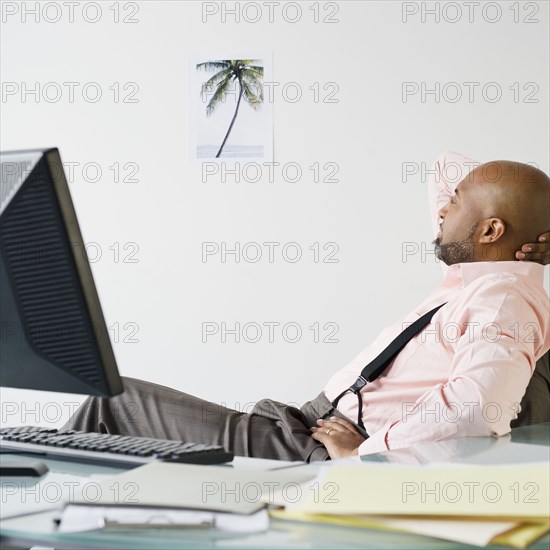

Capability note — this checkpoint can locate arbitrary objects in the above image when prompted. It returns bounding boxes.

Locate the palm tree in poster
[197,59,264,158]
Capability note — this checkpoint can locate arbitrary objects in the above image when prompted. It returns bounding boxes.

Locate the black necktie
[332,303,446,430]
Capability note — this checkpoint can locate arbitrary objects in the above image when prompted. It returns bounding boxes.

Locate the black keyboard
[0,426,234,466]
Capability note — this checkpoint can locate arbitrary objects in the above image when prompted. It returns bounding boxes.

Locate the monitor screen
[0,148,123,397]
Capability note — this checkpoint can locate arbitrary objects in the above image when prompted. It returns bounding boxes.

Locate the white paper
[71,461,320,515]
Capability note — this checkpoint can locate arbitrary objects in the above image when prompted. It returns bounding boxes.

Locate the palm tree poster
[189,53,273,161]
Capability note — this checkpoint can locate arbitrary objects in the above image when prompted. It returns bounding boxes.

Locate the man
[64,152,550,462]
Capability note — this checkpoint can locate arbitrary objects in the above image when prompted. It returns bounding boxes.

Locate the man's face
[434,179,481,265]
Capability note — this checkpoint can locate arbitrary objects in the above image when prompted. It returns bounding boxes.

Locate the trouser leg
[62,377,332,462]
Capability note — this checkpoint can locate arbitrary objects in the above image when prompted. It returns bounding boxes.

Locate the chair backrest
[511,351,550,427]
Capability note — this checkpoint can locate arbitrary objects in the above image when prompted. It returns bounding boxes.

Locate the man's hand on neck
[516,231,550,265]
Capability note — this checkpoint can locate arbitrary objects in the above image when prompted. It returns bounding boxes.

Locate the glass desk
[1,423,549,549]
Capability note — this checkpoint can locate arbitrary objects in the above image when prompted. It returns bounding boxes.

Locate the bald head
[436,160,550,263]
[471,160,549,243]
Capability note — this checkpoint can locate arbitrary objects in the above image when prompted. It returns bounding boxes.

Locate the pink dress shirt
[324,151,550,455]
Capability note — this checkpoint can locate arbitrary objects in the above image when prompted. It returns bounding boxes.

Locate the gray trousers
[62,377,368,462]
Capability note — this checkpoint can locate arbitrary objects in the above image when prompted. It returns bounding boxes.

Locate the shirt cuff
[357,425,391,456]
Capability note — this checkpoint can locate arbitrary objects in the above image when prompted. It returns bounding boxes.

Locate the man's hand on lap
[311,417,366,459]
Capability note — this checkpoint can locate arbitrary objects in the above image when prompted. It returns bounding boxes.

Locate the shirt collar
[446,261,545,288]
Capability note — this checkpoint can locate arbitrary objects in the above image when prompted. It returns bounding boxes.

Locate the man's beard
[434,223,478,265]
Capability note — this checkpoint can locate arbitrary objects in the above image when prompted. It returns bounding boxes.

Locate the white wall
[1,1,548,428]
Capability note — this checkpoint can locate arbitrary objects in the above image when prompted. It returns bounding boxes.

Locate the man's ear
[478,218,506,243]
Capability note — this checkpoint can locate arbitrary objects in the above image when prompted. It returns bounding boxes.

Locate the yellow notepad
[265,462,549,547]
[294,463,549,521]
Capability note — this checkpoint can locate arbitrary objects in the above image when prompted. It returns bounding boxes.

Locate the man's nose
[438,201,449,220]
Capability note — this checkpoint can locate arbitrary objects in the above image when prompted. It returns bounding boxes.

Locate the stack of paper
[59,461,320,534]
[266,462,550,548]
[57,460,549,546]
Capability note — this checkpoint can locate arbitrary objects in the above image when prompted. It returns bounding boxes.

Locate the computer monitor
[0,148,123,397]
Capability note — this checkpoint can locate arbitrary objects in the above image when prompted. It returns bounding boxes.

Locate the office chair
[511,351,550,427]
